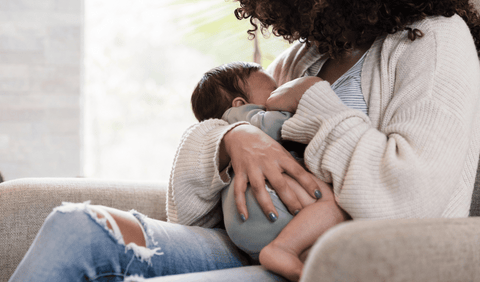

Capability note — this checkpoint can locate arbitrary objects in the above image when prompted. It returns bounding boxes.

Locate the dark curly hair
[191,62,263,122]
[235,0,480,58]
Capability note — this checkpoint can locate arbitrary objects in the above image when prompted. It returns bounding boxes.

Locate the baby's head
[191,62,277,122]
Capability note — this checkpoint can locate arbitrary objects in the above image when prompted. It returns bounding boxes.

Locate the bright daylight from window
[84,0,292,181]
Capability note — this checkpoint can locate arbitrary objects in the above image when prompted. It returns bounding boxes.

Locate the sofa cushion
[469,157,480,216]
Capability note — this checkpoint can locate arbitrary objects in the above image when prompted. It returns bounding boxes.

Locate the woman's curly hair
[235,0,480,58]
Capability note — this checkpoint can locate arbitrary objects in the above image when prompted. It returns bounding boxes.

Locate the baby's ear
[232,97,247,107]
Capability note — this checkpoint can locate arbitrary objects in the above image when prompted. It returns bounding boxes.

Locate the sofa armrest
[0,177,167,282]
[301,217,480,282]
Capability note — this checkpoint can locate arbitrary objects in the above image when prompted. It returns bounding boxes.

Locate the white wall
[0,0,83,181]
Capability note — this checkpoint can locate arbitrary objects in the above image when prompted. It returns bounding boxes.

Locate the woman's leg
[9,201,250,282]
[89,205,146,247]
[9,201,143,282]
[129,209,250,277]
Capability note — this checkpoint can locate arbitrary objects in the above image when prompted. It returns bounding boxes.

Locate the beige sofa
[2,177,480,282]
[0,178,166,282]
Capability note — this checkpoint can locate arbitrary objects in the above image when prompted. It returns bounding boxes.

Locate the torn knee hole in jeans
[130,209,160,248]
[124,274,147,282]
[54,201,163,265]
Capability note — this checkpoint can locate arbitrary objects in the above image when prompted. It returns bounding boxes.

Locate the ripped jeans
[8,201,252,282]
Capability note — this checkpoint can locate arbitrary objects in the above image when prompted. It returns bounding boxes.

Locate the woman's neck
[316,40,373,84]
[338,42,371,61]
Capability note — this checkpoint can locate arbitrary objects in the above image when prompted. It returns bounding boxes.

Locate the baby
[191,62,348,281]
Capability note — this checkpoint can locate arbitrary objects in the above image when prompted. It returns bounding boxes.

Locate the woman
[9,1,480,281]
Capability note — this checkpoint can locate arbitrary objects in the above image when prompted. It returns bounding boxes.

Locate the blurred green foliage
[85,0,292,181]
[169,0,291,68]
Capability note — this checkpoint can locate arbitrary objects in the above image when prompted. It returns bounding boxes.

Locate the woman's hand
[222,124,322,221]
[266,76,323,113]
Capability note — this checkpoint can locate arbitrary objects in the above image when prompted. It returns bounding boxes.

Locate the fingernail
[294,210,300,216]
[314,190,322,199]
[268,212,278,222]
[240,213,246,222]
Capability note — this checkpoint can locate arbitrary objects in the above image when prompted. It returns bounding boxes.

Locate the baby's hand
[266,76,323,113]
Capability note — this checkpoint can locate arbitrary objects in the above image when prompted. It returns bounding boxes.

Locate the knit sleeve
[167,118,248,227]
[282,16,480,219]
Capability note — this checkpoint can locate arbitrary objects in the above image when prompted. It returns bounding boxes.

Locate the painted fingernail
[314,190,322,199]
[294,210,300,216]
[268,212,278,222]
[240,213,246,222]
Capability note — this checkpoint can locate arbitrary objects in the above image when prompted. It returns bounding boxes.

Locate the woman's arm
[221,124,322,220]
[281,16,480,219]
[167,118,321,226]
[167,119,248,227]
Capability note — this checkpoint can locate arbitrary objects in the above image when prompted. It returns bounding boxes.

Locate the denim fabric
[142,265,288,282]
[8,201,274,282]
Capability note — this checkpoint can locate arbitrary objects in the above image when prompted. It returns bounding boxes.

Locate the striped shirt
[304,51,369,115]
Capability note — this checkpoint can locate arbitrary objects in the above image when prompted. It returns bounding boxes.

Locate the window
[84,0,291,181]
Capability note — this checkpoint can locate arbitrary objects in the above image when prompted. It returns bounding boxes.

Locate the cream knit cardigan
[167,15,480,228]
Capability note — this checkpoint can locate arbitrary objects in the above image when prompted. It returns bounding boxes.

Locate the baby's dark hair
[191,61,263,122]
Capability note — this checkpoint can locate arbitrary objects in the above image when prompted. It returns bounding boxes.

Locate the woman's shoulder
[266,42,306,70]
[413,14,468,29]
[410,14,473,45]
[381,14,476,64]
[266,42,314,84]
[382,14,472,47]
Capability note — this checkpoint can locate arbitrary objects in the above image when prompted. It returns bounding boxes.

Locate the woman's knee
[51,202,146,247]
[89,205,147,247]
[27,203,157,281]
[38,205,103,255]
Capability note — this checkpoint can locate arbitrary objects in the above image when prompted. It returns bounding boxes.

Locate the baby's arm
[260,176,349,282]
[222,104,292,141]
[266,76,323,113]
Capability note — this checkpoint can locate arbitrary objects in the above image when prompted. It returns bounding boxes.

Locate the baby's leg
[282,173,316,208]
[259,178,349,281]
